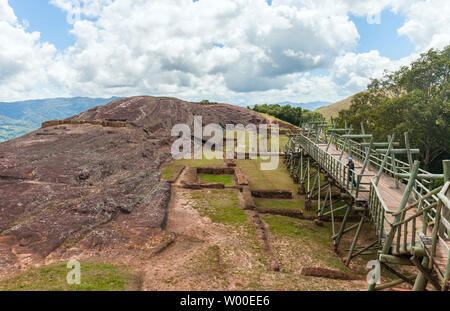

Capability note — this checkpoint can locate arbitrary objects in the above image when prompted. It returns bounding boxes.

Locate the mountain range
[273,101,331,111]
[0,97,120,142]
[0,97,334,142]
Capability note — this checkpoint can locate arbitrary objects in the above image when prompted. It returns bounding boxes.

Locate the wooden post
[360,122,366,143]
[375,134,396,186]
[339,126,352,161]
[392,151,399,189]
[404,132,413,169]
[444,160,450,182]
[318,169,321,211]
[330,187,336,236]
[300,152,303,182]
[326,131,335,152]
[307,158,310,193]
[360,137,374,176]
[334,203,352,249]
[346,215,365,266]
[382,161,420,254]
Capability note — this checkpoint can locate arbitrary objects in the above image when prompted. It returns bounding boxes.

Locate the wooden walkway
[317,142,425,254]
[289,126,450,290]
[318,143,409,206]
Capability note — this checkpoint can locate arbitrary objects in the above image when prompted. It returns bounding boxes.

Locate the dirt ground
[141,167,368,291]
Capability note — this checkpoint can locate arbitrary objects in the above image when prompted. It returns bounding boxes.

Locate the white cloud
[332,50,396,93]
[49,0,112,19]
[0,0,58,101]
[0,0,16,23]
[47,0,360,100]
[398,0,450,50]
[0,0,449,104]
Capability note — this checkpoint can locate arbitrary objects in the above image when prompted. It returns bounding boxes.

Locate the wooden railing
[368,179,392,245]
[298,133,371,200]
[296,123,449,289]
[300,124,445,246]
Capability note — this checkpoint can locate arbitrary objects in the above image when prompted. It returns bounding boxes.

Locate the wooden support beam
[404,132,414,169]
[375,149,420,154]
[360,137,373,176]
[413,257,430,291]
[379,254,413,265]
[316,124,334,128]
[339,126,353,161]
[375,134,396,186]
[360,142,400,147]
[345,216,365,266]
[360,122,367,144]
[374,277,416,291]
[341,134,373,139]
[443,160,450,182]
[395,173,444,180]
[381,263,416,287]
[411,256,442,290]
[327,128,351,132]
[350,240,379,259]
[333,203,352,248]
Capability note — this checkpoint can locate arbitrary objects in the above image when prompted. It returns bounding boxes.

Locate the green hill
[315,93,360,119]
[0,97,119,142]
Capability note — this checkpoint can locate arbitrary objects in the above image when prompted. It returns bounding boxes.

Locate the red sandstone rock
[0,96,267,277]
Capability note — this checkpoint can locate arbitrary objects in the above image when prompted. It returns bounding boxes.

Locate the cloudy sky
[1,0,449,105]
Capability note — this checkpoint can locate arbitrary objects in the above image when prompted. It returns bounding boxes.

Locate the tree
[251,103,312,126]
[337,46,450,172]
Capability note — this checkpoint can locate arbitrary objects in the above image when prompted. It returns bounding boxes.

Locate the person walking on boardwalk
[347,157,357,187]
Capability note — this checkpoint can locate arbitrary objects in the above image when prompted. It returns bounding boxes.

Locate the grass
[161,164,184,181]
[315,93,359,119]
[255,199,304,210]
[263,215,352,272]
[190,189,246,225]
[257,113,299,130]
[198,174,233,186]
[236,158,298,192]
[0,262,139,291]
[264,215,329,244]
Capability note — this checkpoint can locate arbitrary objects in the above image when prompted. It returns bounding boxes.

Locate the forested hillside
[336,46,450,172]
[0,97,119,142]
[250,103,322,126]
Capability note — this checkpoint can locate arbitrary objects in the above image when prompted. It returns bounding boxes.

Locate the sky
[0,0,449,105]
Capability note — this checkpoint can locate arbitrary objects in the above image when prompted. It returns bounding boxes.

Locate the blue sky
[9,0,75,50]
[1,0,449,104]
[350,10,415,60]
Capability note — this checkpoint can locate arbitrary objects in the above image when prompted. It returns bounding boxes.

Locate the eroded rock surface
[0,96,266,277]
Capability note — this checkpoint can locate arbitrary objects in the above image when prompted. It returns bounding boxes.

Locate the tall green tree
[338,46,450,172]
[251,103,321,126]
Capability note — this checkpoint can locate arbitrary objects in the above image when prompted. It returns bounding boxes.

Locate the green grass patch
[0,262,139,291]
[161,164,184,181]
[255,199,304,210]
[190,190,246,225]
[236,159,297,192]
[263,215,328,241]
[263,215,351,272]
[198,174,233,186]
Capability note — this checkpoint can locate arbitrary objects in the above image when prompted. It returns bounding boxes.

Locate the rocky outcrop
[0,96,267,277]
